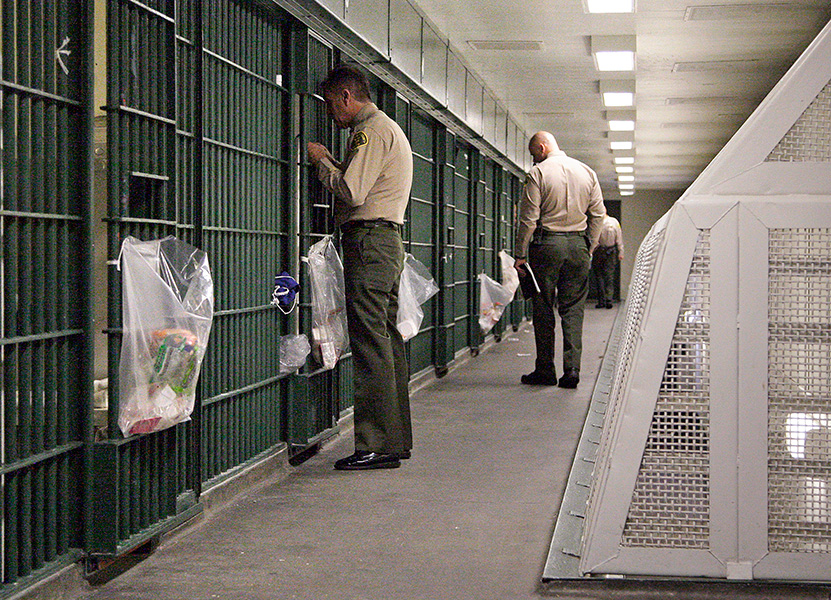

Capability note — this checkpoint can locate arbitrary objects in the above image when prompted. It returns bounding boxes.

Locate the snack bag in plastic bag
[478,273,514,334]
[118,236,214,436]
[305,236,348,370]
[396,253,440,341]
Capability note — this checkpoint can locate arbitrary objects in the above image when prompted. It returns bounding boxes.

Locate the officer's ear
[339,87,351,106]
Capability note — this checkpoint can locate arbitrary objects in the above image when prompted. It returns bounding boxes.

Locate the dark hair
[319,65,371,102]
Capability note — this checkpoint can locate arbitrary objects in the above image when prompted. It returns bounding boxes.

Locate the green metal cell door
[92,0,200,556]
[289,33,345,454]
[1,0,93,588]
[404,108,438,376]
[199,0,293,487]
[94,0,299,554]
[451,139,475,357]
[471,153,498,349]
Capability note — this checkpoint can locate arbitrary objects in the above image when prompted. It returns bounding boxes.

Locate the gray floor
[72,307,830,600]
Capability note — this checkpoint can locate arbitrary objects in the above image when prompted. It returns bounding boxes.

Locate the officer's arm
[586,177,606,249]
[514,173,541,260]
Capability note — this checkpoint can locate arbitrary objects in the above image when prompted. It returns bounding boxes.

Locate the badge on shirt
[350,131,368,151]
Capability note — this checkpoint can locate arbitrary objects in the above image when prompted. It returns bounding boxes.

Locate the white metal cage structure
[579,19,831,581]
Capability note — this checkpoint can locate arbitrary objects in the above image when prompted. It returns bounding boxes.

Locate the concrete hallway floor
[76,306,618,600]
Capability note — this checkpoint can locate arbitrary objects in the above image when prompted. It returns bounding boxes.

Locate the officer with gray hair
[307,65,413,470]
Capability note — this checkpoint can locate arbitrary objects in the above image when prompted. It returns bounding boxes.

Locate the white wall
[619,189,681,298]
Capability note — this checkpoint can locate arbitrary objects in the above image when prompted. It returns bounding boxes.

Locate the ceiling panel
[412,0,831,195]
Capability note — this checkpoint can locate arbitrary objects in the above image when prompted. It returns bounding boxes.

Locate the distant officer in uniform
[307,65,413,470]
[514,131,606,389]
[590,215,624,309]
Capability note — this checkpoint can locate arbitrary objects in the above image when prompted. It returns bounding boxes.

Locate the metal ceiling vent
[684,3,794,21]
[547,19,831,584]
[466,40,544,51]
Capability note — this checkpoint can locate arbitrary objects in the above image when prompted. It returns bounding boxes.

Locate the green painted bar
[20,471,32,577]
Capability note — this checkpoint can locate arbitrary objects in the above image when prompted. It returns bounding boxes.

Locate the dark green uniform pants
[528,232,591,376]
[340,224,411,454]
[591,246,618,305]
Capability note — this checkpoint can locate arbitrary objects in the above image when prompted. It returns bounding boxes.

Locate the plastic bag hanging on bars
[117,236,214,437]
[478,272,513,334]
[396,253,440,341]
[499,250,520,300]
[304,236,348,370]
[279,334,311,374]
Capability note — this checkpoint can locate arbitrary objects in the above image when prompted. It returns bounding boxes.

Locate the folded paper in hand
[518,263,540,298]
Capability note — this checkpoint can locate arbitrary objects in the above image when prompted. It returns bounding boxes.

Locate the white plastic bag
[478,273,514,334]
[396,253,440,341]
[279,334,311,374]
[499,250,520,299]
[306,236,348,370]
[118,236,214,437]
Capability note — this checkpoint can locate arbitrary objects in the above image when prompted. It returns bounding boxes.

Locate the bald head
[529,131,559,164]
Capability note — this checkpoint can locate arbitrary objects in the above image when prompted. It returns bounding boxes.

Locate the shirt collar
[351,102,378,127]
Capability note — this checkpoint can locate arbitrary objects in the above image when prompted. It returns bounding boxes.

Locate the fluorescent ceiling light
[586,0,634,13]
[620,190,634,196]
[607,109,636,131]
[595,51,635,71]
[609,120,635,131]
[614,156,635,164]
[618,175,635,182]
[600,80,636,107]
[608,131,634,150]
[591,36,636,71]
[603,92,634,107]
[615,166,634,173]
[619,183,635,190]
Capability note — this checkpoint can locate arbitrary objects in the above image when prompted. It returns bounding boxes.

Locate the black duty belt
[341,219,401,233]
[533,229,586,238]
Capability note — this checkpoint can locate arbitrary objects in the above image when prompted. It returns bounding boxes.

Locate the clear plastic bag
[279,334,311,374]
[499,250,520,299]
[305,236,348,370]
[478,273,514,334]
[117,236,214,437]
[396,253,440,341]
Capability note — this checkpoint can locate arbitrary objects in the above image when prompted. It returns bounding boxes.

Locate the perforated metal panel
[767,79,831,162]
[585,225,665,520]
[768,228,831,553]
[623,232,711,549]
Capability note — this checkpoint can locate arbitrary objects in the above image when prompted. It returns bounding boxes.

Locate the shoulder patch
[350,131,369,150]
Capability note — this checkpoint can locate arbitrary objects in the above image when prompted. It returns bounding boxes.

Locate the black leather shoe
[605,302,614,309]
[334,451,401,470]
[521,371,558,385]
[558,368,580,389]
[595,302,605,308]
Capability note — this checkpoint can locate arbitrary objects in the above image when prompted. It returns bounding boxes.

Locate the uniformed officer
[514,131,606,389]
[590,214,624,309]
[307,65,413,470]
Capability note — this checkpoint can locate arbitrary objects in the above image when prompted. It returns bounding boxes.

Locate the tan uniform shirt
[315,103,413,228]
[514,150,606,259]
[593,215,624,257]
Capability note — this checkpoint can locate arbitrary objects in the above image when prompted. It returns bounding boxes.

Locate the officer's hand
[307,142,328,164]
[514,258,528,276]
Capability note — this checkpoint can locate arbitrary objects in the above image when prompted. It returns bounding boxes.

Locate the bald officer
[307,65,413,470]
[514,132,606,389]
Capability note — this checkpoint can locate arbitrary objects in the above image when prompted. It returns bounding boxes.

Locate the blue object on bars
[272,272,300,313]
